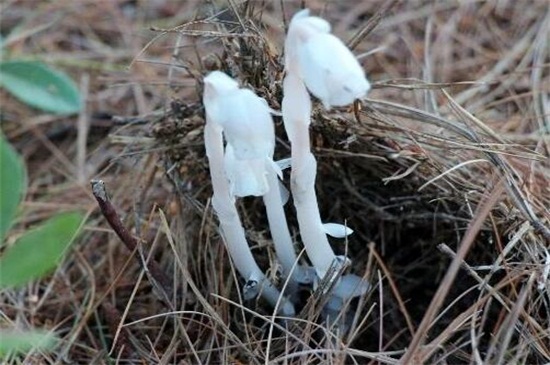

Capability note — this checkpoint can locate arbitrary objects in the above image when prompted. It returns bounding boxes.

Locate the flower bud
[286,10,371,109]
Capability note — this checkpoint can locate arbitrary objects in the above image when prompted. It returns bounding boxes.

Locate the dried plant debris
[1,0,549,364]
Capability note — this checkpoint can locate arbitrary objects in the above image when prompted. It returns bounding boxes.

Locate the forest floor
[1,0,549,364]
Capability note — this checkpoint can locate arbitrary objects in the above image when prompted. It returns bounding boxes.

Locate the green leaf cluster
[0,134,85,357]
[0,16,85,359]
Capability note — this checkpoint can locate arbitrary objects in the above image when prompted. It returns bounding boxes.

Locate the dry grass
[1,0,549,364]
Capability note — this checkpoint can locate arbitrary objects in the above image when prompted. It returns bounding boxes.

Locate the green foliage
[0,136,85,358]
[0,212,83,288]
[0,60,81,114]
[0,16,85,360]
[0,134,25,242]
[0,330,57,357]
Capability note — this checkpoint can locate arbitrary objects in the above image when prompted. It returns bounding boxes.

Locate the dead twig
[346,0,400,51]
[90,179,174,303]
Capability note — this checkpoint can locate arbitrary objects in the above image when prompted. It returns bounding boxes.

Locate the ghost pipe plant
[203,71,307,315]
[203,72,293,315]
[284,9,371,109]
[224,144,312,289]
[282,10,370,301]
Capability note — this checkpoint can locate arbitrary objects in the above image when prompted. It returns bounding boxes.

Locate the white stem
[204,122,295,316]
[280,10,371,320]
[262,163,311,285]
[281,73,343,280]
[281,71,368,318]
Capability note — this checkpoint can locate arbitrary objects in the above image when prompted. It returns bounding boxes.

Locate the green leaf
[0,133,26,242]
[0,61,81,114]
[0,330,57,357]
[0,212,84,288]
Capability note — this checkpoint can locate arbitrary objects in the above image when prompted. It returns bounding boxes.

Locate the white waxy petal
[289,8,310,22]
[203,72,240,114]
[224,144,269,197]
[285,12,330,77]
[203,71,240,126]
[289,9,331,34]
[298,33,370,108]
[204,71,240,94]
[298,16,331,34]
[203,71,275,160]
[285,10,371,109]
[217,89,275,160]
[322,223,354,238]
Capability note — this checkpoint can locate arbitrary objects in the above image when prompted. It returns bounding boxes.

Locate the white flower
[204,71,276,197]
[203,71,296,316]
[286,9,371,109]
[282,10,370,312]
[224,144,271,197]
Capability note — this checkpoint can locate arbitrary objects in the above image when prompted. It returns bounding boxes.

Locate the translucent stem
[263,164,311,287]
[204,122,295,316]
[281,73,343,280]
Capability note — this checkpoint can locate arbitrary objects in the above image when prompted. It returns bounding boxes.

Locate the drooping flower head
[203,71,276,197]
[285,9,371,109]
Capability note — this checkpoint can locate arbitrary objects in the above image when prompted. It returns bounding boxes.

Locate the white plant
[282,10,370,303]
[285,9,371,109]
[201,8,371,319]
[203,71,308,315]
